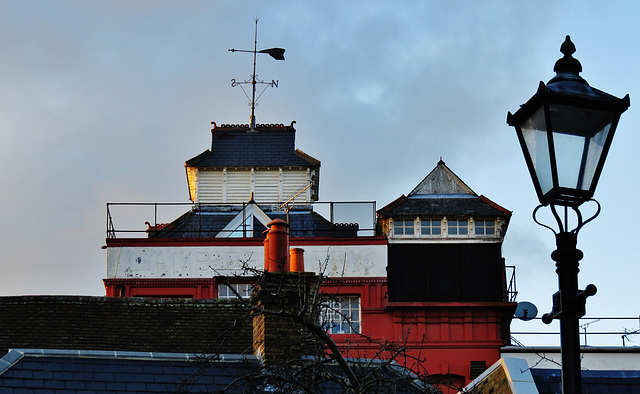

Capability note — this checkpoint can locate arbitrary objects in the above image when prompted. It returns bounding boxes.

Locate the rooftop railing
[511,316,640,348]
[106,201,378,239]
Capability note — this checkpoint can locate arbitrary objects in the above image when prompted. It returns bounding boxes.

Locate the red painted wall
[104,276,515,393]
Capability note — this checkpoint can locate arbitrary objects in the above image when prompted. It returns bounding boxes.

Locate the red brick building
[104,121,516,392]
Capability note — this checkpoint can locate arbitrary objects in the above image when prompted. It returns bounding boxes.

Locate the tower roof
[378,160,511,218]
[409,159,475,196]
[185,122,320,168]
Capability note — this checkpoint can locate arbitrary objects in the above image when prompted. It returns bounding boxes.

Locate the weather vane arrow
[229,18,285,130]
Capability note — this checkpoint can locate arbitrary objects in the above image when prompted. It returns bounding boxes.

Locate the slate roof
[463,356,640,394]
[150,205,358,238]
[0,349,436,393]
[377,160,511,219]
[0,296,253,356]
[185,123,320,168]
[531,368,640,394]
[0,349,261,393]
[378,194,512,218]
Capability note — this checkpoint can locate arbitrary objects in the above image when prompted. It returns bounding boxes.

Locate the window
[475,219,495,236]
[421,219,442,236]
[394,219,414,236]
[322,297,361,334]
[448,219,468,235]
[218,283,252,299]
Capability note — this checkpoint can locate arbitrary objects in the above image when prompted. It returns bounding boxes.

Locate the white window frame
[393,218,415,237]
[322,296,361,334]
[446,218,469,236]
[391,216,499,238]
[218,283,253,299]
[474,219,496,236]
[420,218,442,236]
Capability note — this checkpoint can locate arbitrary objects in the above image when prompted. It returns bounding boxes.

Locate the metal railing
[505,265,517,302]
[511,316,640,347]
[106,201,378,239]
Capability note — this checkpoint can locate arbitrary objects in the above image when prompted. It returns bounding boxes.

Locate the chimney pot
[265,219,290,272]
[290,248,305,272]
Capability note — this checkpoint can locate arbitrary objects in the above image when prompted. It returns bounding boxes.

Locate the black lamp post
[507,36,629,394]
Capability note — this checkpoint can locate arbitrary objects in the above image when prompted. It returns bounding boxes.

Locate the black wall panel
[388,243,505,302]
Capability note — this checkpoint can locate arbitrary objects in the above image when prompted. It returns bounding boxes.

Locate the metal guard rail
[106,201,378,239]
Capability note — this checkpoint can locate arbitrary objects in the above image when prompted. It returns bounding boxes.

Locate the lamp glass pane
[521,107,553,195]
[549,104,615,191]
[581,123,611,189]
[552,132,587,190]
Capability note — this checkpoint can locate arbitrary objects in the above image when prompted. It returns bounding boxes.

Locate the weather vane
[229,18,285,130]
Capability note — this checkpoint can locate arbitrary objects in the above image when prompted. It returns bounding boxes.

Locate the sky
[1,1,639,347]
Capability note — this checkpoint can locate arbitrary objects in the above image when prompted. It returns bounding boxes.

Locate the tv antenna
[229,18,285,131]
[579,319,600,346]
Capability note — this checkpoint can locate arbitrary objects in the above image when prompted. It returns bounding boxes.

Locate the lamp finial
[553,35,582,75]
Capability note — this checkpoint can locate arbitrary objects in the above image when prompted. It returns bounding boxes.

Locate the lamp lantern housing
[508,35,629,207]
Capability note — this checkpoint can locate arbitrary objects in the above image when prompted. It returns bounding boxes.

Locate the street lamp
[507,36,629,394]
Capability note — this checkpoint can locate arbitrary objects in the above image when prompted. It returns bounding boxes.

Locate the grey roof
[0,349,436,393]
[409,160,476,196]
[0,349,260,393]
[378,194,511,218]
[185,123,320,168]
[531,368,640,394]
[150,205,358,238]
[0,296,253,356]
[378,160,511,219]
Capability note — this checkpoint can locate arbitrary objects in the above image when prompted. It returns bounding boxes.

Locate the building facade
[103,121,516,392]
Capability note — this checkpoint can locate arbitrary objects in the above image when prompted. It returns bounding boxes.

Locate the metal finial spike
[553,35,582,75]
[560,35,576,56]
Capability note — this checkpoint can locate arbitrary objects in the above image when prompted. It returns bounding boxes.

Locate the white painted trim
[215,203,273,238]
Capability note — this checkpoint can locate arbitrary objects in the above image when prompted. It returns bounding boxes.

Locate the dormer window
[474,219,495,236]
[447,219,468,236]
[394,219,414,236]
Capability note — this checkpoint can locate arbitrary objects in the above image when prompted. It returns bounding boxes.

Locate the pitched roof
[0,349,435,393]
[463,356,640,394]
[185,122,320,168]
[149,205,358,238]
[531,368,640,394]
[0,296,253,356]
[378,194,511,218]
[409,159,475,196]
[378,160,511,218]
[0,349,261,393]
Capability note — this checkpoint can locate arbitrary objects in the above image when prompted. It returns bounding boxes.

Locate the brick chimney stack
[253,219,319,366]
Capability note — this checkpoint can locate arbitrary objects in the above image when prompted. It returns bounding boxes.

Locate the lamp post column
[552,232,583,394]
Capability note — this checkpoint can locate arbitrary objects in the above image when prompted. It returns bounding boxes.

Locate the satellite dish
[514,301,538,321]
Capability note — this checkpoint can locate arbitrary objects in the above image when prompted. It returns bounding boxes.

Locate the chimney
[253,220,319,366]
[263,219,289,272]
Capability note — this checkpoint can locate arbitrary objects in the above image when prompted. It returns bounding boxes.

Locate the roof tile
[0,296,253,356]
[186,124,320,168]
